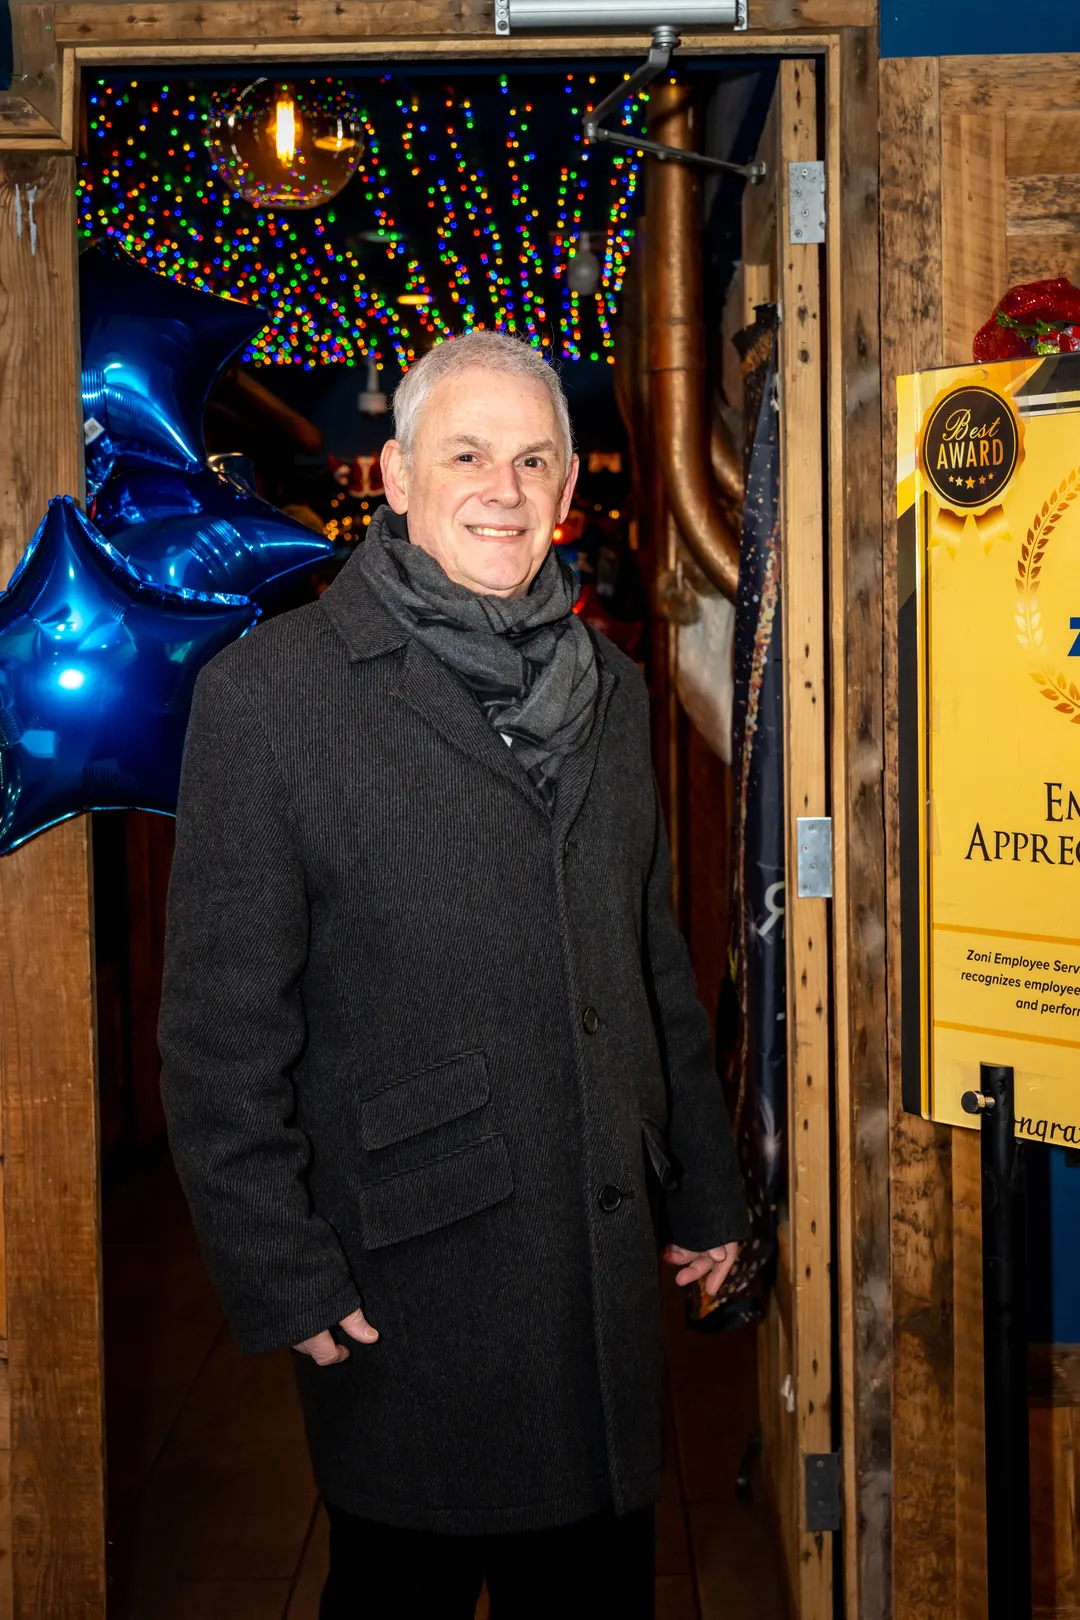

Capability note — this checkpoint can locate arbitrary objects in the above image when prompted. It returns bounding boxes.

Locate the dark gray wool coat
[158,541,749,1536]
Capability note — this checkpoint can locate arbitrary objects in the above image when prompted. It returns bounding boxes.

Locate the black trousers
[319,1501,656,1620]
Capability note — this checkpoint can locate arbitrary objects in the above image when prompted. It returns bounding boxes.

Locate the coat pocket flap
[359,1051,490,1151]
[357,1134,513,1251]
[641,1118,681,1192]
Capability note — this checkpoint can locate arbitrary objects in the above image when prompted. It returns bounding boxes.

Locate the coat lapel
[551,664,617,838]
[322,547,618,828]
[392,637,549,816]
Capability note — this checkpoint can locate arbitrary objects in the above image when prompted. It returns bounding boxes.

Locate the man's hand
[663,1243,739,1297]
[292,1306,379,1365]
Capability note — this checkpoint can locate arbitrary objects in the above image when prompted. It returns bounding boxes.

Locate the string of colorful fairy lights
[78,73,647,372]
[431,92,518,334]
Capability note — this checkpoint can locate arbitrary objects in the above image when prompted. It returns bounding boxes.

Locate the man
[159,330,748,1619]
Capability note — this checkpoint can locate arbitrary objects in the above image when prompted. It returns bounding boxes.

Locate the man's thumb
[339,1306,379,1344]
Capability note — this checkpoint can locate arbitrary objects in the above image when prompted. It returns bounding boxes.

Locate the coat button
[582,1006,600,1034]
[598,1185,623,1213]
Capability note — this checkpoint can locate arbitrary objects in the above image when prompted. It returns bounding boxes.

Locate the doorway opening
[80,51,803,1618]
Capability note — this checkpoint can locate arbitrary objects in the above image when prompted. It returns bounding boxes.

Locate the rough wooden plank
[938,101,1012,1620]
[720,261,746,414]
[1007,233,1080,284]
[941,55,1080,116]
[1007,112,1080,177]
[758,1292,799,1618]
[774,1215,793,1342]
[0,8,73,149]
[830,25,890,1620]
[880,54,960,1620]
[747,0,874,26]
[941,114,1007,356]
[1030,1345,1080,1408]
[66,28,822,66]
[0,1445,13,1620]
[51,0,493,43]
[743,88,779,277]
[1029,1403,1078,1614]
[1007,172,1080,237]
[0,151,104,1619]
[49,0,865,42]
[0,98,59,139]
[777,55,832,1620]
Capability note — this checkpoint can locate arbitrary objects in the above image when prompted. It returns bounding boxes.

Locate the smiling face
[380,364,579,598]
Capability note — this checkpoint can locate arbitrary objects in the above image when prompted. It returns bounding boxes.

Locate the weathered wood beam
[880,52,961,1620]
[830,22,891,1620]
[46,0,872,44]
[779,54,833,1620]
[0,151,104,1619]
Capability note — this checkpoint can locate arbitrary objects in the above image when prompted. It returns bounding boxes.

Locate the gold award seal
[918,381,1024,554]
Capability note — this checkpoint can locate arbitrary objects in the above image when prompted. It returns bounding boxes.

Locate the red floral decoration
[973,278,1080,362]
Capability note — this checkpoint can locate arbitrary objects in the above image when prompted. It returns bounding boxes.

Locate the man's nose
[482,460,525,507]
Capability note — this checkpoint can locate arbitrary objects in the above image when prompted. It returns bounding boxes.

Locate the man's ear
[381,440,410,513]
[556,454,580,524]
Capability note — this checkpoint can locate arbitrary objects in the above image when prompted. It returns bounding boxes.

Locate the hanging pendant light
[206,79,365,211]
[567,232,602,297]
[358,356,389,417]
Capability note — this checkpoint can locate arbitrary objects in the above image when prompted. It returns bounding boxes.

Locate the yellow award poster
[899,352,1080,1141]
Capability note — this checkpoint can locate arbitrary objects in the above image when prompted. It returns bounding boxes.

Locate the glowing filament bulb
[274,95,297,163]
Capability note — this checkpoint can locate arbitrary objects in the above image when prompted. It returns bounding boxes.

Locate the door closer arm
[583,26,766,183]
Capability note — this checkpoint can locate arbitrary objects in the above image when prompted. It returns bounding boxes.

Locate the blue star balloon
[80,243,265,494]
[0,496,260,855]
[91,459,334,602]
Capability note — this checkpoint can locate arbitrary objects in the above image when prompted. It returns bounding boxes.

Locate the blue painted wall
[882,0,1080,58]
[1028,1145,1080,1346]
[0,1,11,92]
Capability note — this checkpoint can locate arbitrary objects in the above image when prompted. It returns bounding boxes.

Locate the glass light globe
[567,240,602,297]
[206,79,365,211]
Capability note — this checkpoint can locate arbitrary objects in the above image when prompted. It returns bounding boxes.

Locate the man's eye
[456,453,477,464]
[522,456,545,469]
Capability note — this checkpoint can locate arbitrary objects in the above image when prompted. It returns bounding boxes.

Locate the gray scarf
[357,507,598,809]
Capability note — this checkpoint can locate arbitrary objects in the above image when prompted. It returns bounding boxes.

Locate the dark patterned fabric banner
[690,307,786,1332]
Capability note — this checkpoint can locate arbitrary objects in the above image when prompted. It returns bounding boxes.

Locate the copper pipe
[664,508,682,920]
[645,81,740,602]
[710,411,745,511]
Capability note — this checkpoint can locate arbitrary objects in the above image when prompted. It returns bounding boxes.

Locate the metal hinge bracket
[805,1451,842,1533]
[788,160,825,245]
[796,816,832,899]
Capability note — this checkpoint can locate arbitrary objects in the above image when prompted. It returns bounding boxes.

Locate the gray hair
[392,330,574,471]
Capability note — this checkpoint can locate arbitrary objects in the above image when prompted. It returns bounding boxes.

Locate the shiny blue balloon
[0,496,260,855]
[92,460,334,601]
[80,243,265,493]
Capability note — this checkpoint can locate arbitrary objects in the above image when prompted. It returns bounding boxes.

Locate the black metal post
[962,1063,1032,1620]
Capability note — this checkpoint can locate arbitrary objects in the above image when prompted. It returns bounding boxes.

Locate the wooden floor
[104,1153,788,1619]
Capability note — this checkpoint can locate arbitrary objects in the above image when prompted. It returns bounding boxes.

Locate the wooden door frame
[0,7,881,1615]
